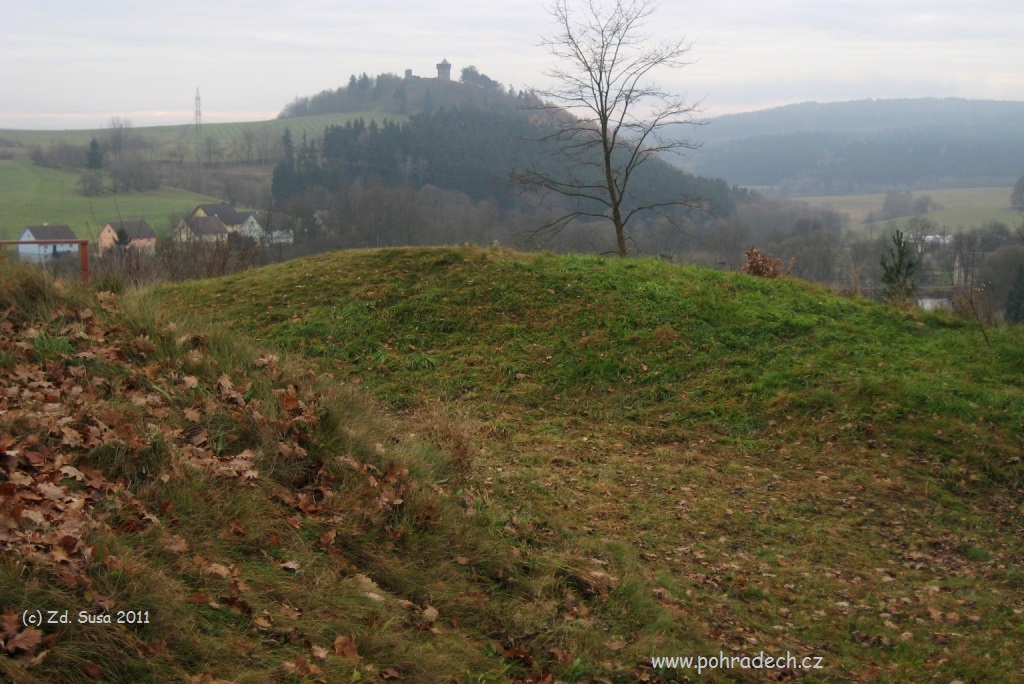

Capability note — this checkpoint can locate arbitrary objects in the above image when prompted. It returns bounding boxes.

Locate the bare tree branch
[515,0,705,256]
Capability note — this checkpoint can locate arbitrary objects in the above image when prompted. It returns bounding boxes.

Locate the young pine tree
[880,229,918,304]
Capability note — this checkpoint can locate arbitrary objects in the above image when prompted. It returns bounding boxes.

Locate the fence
[0,240,91,284]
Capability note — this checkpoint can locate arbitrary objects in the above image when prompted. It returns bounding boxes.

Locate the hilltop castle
[404,59,452,82]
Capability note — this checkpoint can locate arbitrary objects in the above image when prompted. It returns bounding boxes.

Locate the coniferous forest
[270,71,741,255]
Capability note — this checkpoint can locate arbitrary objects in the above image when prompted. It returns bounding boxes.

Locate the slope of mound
[153,246,1024,682]
[1,258,682,683]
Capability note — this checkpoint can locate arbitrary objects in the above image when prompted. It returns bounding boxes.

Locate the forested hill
[271,107,736,215]
[278,67,521,119]
[679,98,1024,195]
[271,69,742,247]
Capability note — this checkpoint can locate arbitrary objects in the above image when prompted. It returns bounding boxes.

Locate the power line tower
[194,88,204,190]
[194,89,203,166]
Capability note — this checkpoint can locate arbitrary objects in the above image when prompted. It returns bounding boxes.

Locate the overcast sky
[2,0,1021,130]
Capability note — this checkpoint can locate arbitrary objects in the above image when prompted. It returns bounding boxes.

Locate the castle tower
[436,59,451,82]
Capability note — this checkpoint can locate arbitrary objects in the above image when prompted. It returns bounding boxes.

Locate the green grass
[0,160,217,240]
[148,245,1024,682]
[0,112,402,163]
[799,186,1019,234]
[3,256,732,683]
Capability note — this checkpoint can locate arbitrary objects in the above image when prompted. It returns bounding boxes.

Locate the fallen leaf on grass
[333,634,360,662]
[4,627,42,654]
[420,605,439,625]
[163,534,189,554]
[282,656,323,676]
[549,647,573,664]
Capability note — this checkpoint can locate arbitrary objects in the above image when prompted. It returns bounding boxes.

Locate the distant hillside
[678,98,1024,195]
[270,70,744,247]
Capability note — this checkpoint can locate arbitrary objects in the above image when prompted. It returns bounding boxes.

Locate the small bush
[739,246,784,278]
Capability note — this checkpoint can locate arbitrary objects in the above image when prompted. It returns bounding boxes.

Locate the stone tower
[436,59,451,82]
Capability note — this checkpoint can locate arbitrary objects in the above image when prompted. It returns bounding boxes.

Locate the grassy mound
[1,257,678,683]
[151,245,1024,682]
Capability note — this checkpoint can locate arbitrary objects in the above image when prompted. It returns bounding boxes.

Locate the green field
[0,112,406,241]
[799,186,1019,234]
[0,111,403,163]
[0,160,217,240]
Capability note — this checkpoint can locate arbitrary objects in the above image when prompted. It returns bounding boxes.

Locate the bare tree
[108,117,133,153]
[514,0,704,256]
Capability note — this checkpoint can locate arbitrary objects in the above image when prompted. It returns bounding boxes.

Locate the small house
[240,211,294,246]
[191,203,250,233]
[18,225,79,263]
[98,219,157,255]
[176,215,229,243]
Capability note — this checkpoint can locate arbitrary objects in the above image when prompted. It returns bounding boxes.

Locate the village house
[97,219,157,255]
[176,215,229,243]
[240,211,294,246]
[17,225,80,263]
[188,203,294,246]
[191,203,251,232]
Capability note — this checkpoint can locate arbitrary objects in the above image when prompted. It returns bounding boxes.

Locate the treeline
[684,98,1024,195]
[279,68,522,119]
[690,130,1024,195]
[29,120,162,195]
[271,106,740,241]
[272,108,544,206]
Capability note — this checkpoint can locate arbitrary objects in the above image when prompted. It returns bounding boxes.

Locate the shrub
[739,246,783,278]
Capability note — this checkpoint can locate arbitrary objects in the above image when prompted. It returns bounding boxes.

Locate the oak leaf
[333,634,360,662]
[5,627,42,654]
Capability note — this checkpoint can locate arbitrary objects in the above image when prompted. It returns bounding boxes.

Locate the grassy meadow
[799,186,1019,234]
[0,160,216,241]
[0,112,402,163]
[142,245,1024,682]
[0,112,405,242]
[3,246,1023,681]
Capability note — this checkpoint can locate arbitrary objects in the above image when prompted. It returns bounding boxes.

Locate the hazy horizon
[3,0,1022,131]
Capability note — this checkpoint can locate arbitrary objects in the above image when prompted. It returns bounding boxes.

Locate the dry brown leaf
[420,605,439,625]
[163,534,189,554]
[333,634,360,662]
[282,655,322,676]
[5,627,42,654]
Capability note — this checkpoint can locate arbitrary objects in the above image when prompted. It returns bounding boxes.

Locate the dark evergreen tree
[86,138,103,169]
[880,230,919,303]
[271,129,297,203]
